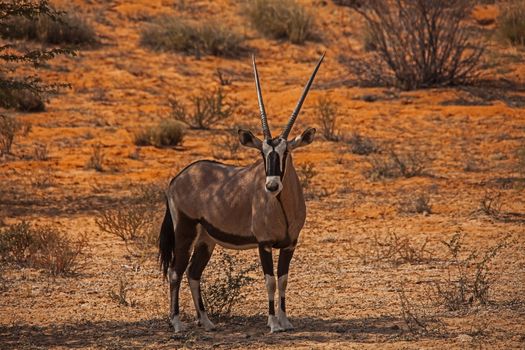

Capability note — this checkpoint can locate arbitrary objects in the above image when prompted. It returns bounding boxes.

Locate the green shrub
[134,119,185,147]
[245,0,316,44]
[140,16,244,57]
[0,9,97,45]
[498,1,525,46]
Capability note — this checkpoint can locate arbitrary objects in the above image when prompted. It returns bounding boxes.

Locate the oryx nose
[266,182,279,192]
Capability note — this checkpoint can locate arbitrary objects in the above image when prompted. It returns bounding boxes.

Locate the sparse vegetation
[498,0,525,47]
[134,119,185,148]
[298,161,318,194]
[316,95,340,141]
[0,1,75,112]
[170,87,238,130]
[86,143,104,172]
[202,249,257,317]
[479,190,503,218]
[95,183,164,254]
[109,277,136,307]
[0,8,97,45]
[347,133,379,155]
[346,0,484,89]
[433,233,510,310]
[140,16,245,57]
[0,115,21,156]
[245,0,316,44]
[365,148,431,180]
[0,221,87,275]
[398,193,432,215]
[351,231,433,266]
[212,129,242,161]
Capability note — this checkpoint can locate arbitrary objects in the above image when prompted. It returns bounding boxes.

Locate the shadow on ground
[0,315,436,349]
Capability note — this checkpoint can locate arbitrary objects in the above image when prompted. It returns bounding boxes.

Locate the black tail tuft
[159,200,175,278]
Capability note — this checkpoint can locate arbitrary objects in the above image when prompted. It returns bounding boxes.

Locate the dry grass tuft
[140,16,245,58]
[365,148,431,180]
[315,95,341,141]
[86,143,104,172]
[134,119,185,148]
[498,1,525,47]
[244,0,316,44]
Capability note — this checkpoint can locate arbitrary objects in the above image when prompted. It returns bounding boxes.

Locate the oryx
[159,53,324,333]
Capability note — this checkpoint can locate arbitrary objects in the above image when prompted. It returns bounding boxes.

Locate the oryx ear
[238,129,262,150]
[289,127,316,150]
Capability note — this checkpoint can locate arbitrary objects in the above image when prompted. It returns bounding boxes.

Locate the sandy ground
[1,1,524,349]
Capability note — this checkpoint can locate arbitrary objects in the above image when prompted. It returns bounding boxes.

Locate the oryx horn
[252,55,272,140]
[281,52,325,140]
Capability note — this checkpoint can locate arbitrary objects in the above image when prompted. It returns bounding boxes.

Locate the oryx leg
[258,244,283,333]
[187,230,216,331]
[168,211,197,333]
[277,247,295,330]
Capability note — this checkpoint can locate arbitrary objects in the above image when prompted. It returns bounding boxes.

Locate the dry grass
[298,161,318,195]
[365,148,431,181]
[140,16,245,58]
[398,193,432,215]
[85,143,104,172]
[315,95,341,142]
[0,221,88,276]
[170,87,238,130]
[202,249,258,317]
[244,0,316,44]
[0,8,97,45]
[346,133,379,155]
[498,0,525,47]
[134,119,185,148]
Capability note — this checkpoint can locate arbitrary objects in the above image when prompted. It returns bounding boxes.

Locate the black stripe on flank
[199,218,257,246]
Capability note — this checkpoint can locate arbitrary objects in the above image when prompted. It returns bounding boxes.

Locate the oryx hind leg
[169,210,198,333]
[258,244,284,333]
[187,227,216,331]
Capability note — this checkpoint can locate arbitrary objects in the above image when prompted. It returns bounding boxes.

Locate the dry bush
[315,95,341,141]
[498,0,525,47]
[0,89,45,112]
[134,119,185,148]
[298,161,318,193]
[245,0,316,44]
[433,233,509,311]
[33,142,49,161]
[86,143,104,172]
[0,115,21,156]
[351,231,433,266]
[346,0,484,89]
[0,221,87,275]
[202,249,257,317]
[212,129,241,161]
[398,285,442,335]
[365,148,431,180]
[479,190,503,218]
[346,133,379,155]
[109,277,136,307]
[170,87,238,130]
[0,8,97,45]
[95,183,164,254]
[398,193,432,215]
[140,16,245,58]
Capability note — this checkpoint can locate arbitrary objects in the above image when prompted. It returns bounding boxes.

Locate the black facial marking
[267,151,280,176]
[269,300,275,316]
[199,218,257,246]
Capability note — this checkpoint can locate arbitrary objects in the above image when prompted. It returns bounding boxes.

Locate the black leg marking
[269,300,275,316]
[277,248,295,277]
[280,297,286,313]
[170,279,182,316]
[258,244,274,276]
[188,242,215,316]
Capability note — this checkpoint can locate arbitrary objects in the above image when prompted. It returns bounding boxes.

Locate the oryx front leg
[258,245,283,333]
[277,248,295,330]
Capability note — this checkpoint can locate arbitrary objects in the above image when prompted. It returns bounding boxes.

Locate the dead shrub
[212,129,241,161]
[0,221,87,275]
[365,148,431,180]
[244,0,316,44]
[398,285,442,335]
[315,95,341,141]
[0,115,21,156]
[433,233,510,311]
[33,142,49,161]
[346,0,485,89]
[398,193,432,215]
[134,119,185,148]
[0,8,97,45]
[140,16,245,58]
[95,183,164,254]
[298,161,318,194]
[202,249,257,317]
[86,143,104,172]
[109,277,136,307]
[351,231,433,266]
[170,87,238,130]
[479,190,503,218]
[347,133,379,155]
[497,0,525,47]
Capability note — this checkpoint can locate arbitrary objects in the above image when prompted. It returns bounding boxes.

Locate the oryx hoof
[198,315,216,331]
[268,315,285,333]
[170,316,186,333]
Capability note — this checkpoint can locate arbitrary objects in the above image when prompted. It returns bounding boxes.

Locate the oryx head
[238,53,325,195]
